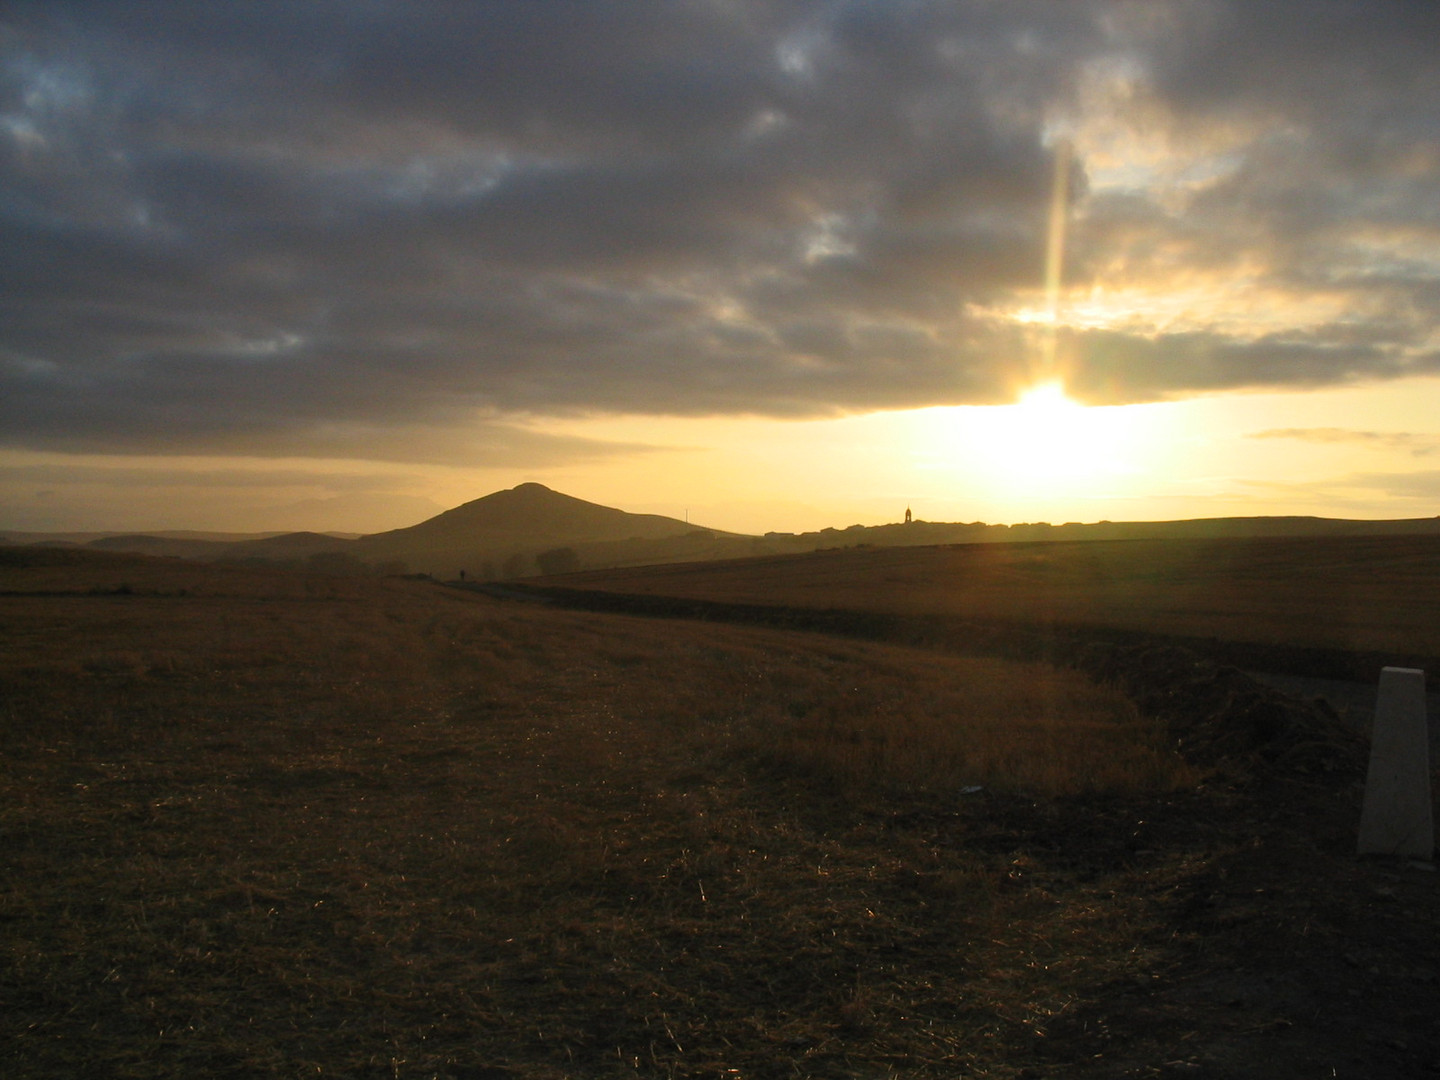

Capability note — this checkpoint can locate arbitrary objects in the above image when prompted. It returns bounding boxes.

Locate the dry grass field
[552,533,1440,664]
[2,546,1437,1078]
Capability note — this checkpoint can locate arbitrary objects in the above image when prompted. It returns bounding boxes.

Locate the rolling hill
[351,482,739,576]
[361,483,699,550]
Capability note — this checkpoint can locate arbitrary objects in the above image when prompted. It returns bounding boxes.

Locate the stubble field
[2,544,1438,1078]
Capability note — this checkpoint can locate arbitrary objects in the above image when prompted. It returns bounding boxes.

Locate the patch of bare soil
[889,784,1435,1079]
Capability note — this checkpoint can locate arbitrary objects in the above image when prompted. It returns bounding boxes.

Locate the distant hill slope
[353,483,731,574]
[85,534,235,559]
[0,529,330,544]
[227,532,362,559]
[361,483,703,547]
[1,530,363,561]
[75,532,359,561]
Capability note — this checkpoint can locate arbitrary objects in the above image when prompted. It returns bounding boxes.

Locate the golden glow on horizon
[509,375,1440,534]
[10,375,1440,536]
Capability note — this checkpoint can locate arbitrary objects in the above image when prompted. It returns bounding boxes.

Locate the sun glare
[1001,383,1097,479]
[1016,381,1072,413]
[931,382,1149,500]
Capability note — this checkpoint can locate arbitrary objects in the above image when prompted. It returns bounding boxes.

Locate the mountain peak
[504,480,552,498]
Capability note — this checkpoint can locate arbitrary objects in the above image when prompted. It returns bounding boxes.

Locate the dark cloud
[1,0,1438,460]
[0,461,424,491]
[1064,330,1440,404]
[0,399,666,467]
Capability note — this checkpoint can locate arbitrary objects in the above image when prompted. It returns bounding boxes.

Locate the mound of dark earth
[1077,643,1370,780]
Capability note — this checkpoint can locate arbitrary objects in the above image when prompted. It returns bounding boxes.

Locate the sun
[1016,381,1077,417]
[963,382,1132,492]
[1001,383,1093,477]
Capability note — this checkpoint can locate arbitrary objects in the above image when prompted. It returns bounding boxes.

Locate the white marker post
[1357,667,1433,859]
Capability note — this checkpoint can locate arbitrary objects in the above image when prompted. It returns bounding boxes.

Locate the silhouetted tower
[904,507,912,524]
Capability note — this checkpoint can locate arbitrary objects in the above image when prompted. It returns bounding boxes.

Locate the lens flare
[1040,137,1072,382]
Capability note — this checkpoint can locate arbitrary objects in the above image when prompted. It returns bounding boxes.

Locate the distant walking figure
[459,569,466,581]
[905,507,912,524]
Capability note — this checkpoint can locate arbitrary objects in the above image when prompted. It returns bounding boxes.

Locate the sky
[3,0,1440,536]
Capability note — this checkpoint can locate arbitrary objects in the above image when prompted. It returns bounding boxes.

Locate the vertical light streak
[1041,138,1072,382]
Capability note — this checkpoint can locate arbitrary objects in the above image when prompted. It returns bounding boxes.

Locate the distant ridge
[6,488,1440,580]
[848,514,1440,545]
[0,529,338,544]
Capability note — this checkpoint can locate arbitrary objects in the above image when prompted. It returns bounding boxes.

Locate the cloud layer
[3,1,1439,462]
